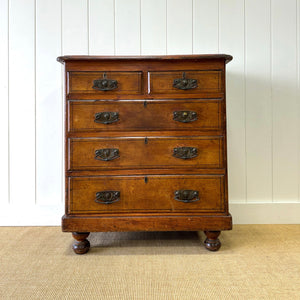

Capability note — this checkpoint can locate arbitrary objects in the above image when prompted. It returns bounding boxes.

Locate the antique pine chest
[57,55,233,254]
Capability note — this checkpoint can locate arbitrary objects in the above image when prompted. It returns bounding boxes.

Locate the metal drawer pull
[173,147,198,159]
[173,111,197,123]
[94,112,119,124]
[95,148,119,161]
[92,72,118,91]
[174,190,199,203]
[95,191,120,204]
[173,72,198,90]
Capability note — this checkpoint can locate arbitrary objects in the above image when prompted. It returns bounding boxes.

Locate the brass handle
[92,73,118,91]
[173,111,197,123]
[173,72,198,90]
[174,190,199,203]
[94,112,119,124]
[95,148,119,161]
[173,147,198,159]
[95,191,120,204]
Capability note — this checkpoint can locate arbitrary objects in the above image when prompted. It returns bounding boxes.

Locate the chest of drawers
[57,55,233,254]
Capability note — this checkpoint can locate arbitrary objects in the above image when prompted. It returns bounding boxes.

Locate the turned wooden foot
[72,232,90,254]
[204,231,221,251]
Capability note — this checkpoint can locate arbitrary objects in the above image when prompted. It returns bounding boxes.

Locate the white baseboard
[0,204,64,226]
[0,203,299,226]
[229,203,300,224]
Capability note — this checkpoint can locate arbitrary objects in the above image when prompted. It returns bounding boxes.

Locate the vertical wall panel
[298,0,300,202]
[1,0,300,224]
[62,0,88,54]
[141,0,166,55]
[36,0,62,205]
[89,0,115,55]
[219,0,246,203]
[167,0,193,54]
[0,0,9,204]
[115,0,140,55]
[9,0,36,205]
[193,0,219,53]
[245,0,272,202]
[272,0,298,202]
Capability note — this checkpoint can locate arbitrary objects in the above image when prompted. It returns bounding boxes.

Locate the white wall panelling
[219,0,246,203]
[272,0,299,202]
[89,0,115,55]
[167,0,193,54]
[36,0,62,205]
[62,0,88,55]
[193,0,219,53]
[0,0,300,225]
[115,0,141,55]
[245,0,272,202]
[141,0,167,55]
[0,0,9,205]
[9,0,36,206]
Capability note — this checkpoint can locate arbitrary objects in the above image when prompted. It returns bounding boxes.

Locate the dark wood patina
[58,54,233,254]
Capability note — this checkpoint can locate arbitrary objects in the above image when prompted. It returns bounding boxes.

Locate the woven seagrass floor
[0,225,299,299]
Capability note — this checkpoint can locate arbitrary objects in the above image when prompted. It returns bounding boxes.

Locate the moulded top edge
[56,54,233,64]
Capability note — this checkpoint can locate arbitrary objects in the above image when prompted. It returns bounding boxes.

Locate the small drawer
[149,70,222,95]
[68,136,224,170]
[68,100,222,132]
[68,71,142,95]
[68,175,225,214]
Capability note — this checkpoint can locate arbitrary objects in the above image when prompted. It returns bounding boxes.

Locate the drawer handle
[173,111,197,123]
[174,190,199,203]
[173,147,198,159]
[95,191,120,204]
[95,148,119,161]
[173,72,198,90]
[94,112,119,124]
[92,73,118,91]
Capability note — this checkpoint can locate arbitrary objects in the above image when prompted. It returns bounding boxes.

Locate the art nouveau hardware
[95,148,119,161]
[173,147,198,159]
[173,111,198,123]
[173,72,198,90]
[174,190,200,203]
[95,191,120,204]
[94,112,119,124]
[92,72,118,91]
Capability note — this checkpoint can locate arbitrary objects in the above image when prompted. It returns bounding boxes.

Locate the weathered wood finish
[68,175,225,214]
[68,100,222,132]
[68,71,142,95]
[69,136,224,170]
[149,70,223,94]
[58,54,232,254]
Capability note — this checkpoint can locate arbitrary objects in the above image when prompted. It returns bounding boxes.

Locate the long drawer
[68,100,222,132]
[68,175,225,214]
[68,136,224,170]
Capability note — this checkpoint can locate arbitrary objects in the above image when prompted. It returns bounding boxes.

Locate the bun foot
[204,231,221,251]
[72,232,90,254]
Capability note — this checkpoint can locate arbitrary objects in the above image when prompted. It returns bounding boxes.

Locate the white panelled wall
[0,0,299,225]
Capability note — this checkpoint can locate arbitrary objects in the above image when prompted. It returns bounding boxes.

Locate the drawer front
[149,70,222,95]
[68,175,225,214]
[69,137,224,170]
[68,100,222,132]
[68,71,142,95]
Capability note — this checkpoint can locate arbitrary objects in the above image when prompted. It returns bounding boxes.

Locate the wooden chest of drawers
[57,55,232,254]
